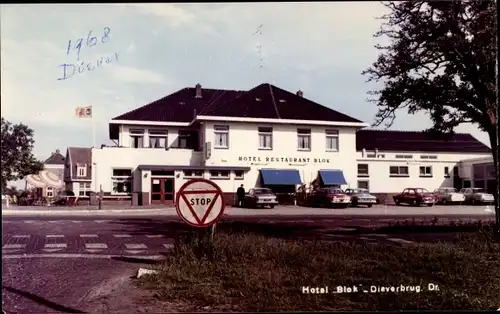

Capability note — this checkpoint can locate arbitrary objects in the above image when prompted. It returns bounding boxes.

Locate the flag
[75,105,92,118]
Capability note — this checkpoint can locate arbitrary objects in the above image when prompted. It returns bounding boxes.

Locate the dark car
[244,188,279,208]
[344,188,377,208]
[307,187,351,208]
[393,188,437,207]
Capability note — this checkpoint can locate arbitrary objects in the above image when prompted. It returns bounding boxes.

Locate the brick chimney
[296,90,303,97]
[195,83,202,98]
[55,149,60,154]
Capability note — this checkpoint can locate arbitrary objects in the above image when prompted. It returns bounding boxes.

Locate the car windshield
[439,188,457,193]
[254,188,272,194]
[353,189,369,194]
[326,188,343,194]
[472,188,485,193]
[415,188,429,193]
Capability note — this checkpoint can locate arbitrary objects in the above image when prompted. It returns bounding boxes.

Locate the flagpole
[91,116,96,149]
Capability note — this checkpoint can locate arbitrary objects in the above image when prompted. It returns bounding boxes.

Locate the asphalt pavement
[2,206,496,313]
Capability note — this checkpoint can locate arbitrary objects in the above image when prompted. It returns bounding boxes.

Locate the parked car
[307,187,351,208]
[344,188,377,207]
[433,187,466,205]
[244,188,279,208]
[460,188,495,205]
[393,188,437,206]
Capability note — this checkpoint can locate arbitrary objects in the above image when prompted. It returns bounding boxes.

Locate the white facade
[92,117,367,204]
[43,164,64,197]
[355,151,491,193]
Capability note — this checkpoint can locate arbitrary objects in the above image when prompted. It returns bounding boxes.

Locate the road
[2,209,495,313]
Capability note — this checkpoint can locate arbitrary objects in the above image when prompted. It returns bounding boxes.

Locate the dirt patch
[80,269,194,313]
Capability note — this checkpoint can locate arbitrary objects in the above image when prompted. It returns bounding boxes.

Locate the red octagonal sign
[175,178,225,227]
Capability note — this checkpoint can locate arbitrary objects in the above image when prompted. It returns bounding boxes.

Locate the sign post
[175,179,225,247]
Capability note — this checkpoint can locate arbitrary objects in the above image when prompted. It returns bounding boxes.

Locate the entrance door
[151,178,175,204]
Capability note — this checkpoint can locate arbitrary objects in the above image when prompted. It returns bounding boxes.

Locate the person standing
[236,184,245,207]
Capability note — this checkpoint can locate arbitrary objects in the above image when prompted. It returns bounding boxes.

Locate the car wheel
[269,205,275,209]
[442,199,447,205]
[367,204,372,208]
[395,200,400,205]
[427,204,433,207]
[471,199,476,205]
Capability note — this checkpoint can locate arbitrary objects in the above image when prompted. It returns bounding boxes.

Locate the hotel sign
[238,156,331,164]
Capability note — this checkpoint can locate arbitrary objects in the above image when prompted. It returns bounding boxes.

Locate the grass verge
[138,222,500,311]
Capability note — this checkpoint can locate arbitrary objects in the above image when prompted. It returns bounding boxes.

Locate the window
[419,166,433,177]
[183,170,204,178]
[357,180,369,190]
[111,169,132,195]
[151,170,174,176]
[130,129,144,148]
[77,165,87,177]
[178,131,191,148]
[258,127,273,150]
[421,155,438,159]
[389,166,409,177]
[214,125,229,148]
[209,170,230,179]
[46,187,53,197]
[357,164,369,177]
[444,167,450,177]
[149,129,167,148]
[395,154,413,159]
[297,128,311,151]
[78,182,91,196]
[234,170,244,180]
[325,129,339,151]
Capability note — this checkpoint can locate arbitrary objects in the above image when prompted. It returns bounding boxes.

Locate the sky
[0,3,491,187]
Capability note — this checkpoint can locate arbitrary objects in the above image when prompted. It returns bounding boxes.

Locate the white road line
[94,220,110,223]
[47,221,59,223]
[46,235,65,238]
[145,235,164,238]
[23,220,36,224]
[12,235,30,239]
[387,238,414,244]
[80,234,99,238]
[84,243,108,249]
[44,243,67,248]
[2,254,165,260]
[163,244,174,249]
[3,244,26,249]
[71,220,82,223]
[113,234,132,238]
[124,243,148,250]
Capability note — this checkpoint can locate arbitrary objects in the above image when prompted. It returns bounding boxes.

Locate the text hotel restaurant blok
[61,83,493,206]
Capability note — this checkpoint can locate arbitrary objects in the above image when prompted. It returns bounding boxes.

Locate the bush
[139,223,500,312]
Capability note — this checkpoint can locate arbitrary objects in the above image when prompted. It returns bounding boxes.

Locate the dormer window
[77,165,87,177]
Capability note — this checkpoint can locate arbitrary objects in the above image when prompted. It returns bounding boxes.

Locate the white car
[433,187,466,205]
[460,188,495,205]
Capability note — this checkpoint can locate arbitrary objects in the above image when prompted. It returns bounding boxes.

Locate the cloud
[124,3,196,27]
[107,65,171,85]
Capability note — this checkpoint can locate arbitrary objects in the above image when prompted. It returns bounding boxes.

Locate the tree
[362,1,499,236]
[1,118,44,191]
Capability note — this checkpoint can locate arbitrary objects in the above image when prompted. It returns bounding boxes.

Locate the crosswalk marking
[3,244,26,249]
[145,235,164,238]
[46,235,65,238]
[387,238,414,244]
[124,243,147,250]
[85,243,108,249]
[44,243,67,248]
[94,220,110,223]
[113,234,132,238]
[80,234,99,238]
[12,235,30,238]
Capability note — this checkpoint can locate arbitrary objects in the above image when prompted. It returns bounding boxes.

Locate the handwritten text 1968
[67,27,111,61]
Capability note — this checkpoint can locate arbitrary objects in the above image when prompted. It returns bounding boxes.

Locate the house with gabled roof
[64,147,93,197]
[42,149,66,197]
[92,82,492,206]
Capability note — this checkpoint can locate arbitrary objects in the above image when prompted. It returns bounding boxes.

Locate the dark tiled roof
[44,150,65,165]
[356,130,491,153]
[112,83,362,123]
[67,147,92,181]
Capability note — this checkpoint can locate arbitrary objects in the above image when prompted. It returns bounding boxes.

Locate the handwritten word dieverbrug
[67,27,111,61]
[57,52,119,81]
